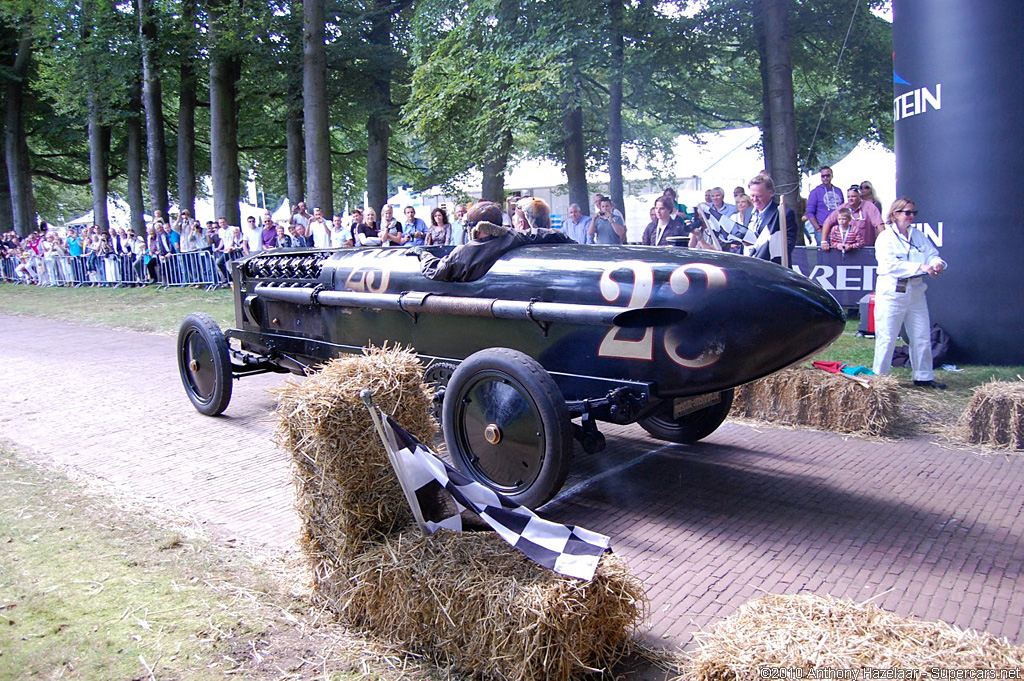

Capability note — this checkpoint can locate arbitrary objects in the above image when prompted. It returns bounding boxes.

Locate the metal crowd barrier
[158,250,221,290]
[5,244,286,288]
[52,253,148,287]
[1,255,18,282]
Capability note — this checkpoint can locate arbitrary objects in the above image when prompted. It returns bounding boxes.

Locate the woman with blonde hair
[872,197,947,388]
[859,181,883,212]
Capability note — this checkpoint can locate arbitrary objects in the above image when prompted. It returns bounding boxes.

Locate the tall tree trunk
[284,0,304,207]
[761,0,799,208]
[5,34,37,237]
[607,0,625,218]
[481,129,513,203]
[753,0,773,177]
[176,0,197,218]
[127,81,146,235]
[82,0,108,232]
[366,0,392,215]
[303,0,332,217]
[88,93,110,232]
[138,0,169,218]
[0,152,13,233]
[562,101,588,215]
[210,49,241,226]
[285,86,304,206]
[477,0,519,204]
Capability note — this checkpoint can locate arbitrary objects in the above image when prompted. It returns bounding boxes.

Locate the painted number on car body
[597,260,727,367]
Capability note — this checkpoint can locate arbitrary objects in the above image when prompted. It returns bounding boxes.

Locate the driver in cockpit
[413,198,574,283]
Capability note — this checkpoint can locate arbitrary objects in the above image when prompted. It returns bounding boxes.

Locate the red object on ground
[867,293,875,333]
[812,360,846,374]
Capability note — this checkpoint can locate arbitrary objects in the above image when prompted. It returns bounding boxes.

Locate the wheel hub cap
[484,423,502,444]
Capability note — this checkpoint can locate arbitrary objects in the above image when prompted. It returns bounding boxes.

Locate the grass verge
[0,445,437,680]
[0,282,234,335]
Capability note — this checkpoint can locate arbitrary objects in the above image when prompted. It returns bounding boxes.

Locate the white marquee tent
[65,196,149,232]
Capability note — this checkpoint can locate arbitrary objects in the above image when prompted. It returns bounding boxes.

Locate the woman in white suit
[872,197,947,388]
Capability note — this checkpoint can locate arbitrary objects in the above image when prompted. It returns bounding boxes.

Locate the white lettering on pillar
[893,84,942,122]
[915,221,943,248]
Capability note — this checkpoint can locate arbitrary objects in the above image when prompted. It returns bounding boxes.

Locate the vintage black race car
[177,243,845,507]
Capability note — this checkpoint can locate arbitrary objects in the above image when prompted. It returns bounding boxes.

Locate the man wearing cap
[415,200,573,282]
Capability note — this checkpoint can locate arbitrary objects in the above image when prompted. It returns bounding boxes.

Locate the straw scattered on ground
[732,368,901,437]
[686,593,1024,681]
[332,530,646,681]
[953,380,1024,450]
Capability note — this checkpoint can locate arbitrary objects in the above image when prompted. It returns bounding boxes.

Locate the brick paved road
[1,314,1021,654]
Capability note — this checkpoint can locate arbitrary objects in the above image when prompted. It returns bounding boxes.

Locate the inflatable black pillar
[893,1,1024,365]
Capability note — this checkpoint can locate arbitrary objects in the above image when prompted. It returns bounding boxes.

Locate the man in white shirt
[333,212,355,248]
[308,207,332,249]
[242,215,262,254]
[216,217,232,249]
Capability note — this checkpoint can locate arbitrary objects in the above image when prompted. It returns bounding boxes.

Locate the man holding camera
[588,196,626,245]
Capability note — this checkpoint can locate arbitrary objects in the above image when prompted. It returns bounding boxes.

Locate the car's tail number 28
[597,260,727,368]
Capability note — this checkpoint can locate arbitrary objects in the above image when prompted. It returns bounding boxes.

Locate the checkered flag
[751,209,787,260]
[373,410,610,581]
[726,215,756,246]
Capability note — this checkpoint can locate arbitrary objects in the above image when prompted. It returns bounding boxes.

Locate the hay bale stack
[334,530,645,681]
[732,368,901,436]
[275,347,647,680]
[274,345,437,566]
[689,593,1024,681]
[956,380,1024,449]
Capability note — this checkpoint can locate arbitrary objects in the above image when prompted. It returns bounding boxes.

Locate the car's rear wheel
[178,313,233,416]
[639,389,734,444]
[442,348,572,509]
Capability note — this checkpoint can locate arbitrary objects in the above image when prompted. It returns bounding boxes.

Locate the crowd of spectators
[2,171,888,287]
[638,167,887,259]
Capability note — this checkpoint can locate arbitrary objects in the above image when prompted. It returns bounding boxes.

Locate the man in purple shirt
[261,217,278,249]
[805,165,845,240]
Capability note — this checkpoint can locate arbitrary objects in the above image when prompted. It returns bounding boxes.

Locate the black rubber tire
[639,389,734,444]
[177,312,233,416]
[442,348,572,509]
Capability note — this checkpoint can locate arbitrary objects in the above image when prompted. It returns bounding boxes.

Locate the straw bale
[273,345,437,569]
[688,593,1024,681]
[732,368,901,436]
[955,381,1024,450]
[330,530,646,681]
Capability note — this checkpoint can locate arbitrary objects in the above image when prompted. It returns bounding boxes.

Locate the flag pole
[694,203,722,251]
[360,389,430,536]
[779,194,791,269]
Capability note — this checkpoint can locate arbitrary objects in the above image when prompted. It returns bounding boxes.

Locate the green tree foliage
[687,0,893,172]
[2,0,892,225]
